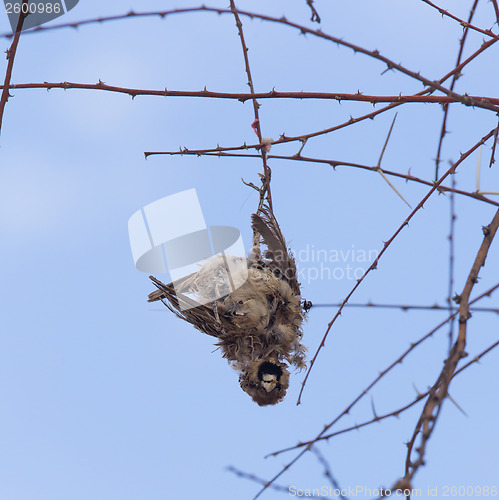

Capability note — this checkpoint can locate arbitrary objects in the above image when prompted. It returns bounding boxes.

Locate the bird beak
[261,373,278,393]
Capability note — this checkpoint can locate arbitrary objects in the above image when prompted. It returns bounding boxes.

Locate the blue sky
[1,1,498,499]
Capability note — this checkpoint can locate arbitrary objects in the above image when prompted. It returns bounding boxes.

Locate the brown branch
[7,83,499,106]
[489,119,499,168]
[4,25,497,149]
[151,151,499,209]
[439,0,476,349]
[226,467,291,494]
[151,300,498,313]
[491,0,499,24]
[311,448,345,496]
[0,0,28,134]
[144,31,499,153]
[2,6,495,40]
[437,0,476,348]
[149,24,497,157]
[434,0,479,180]
[273,393,426,457]
[229,1,273,213]
[145,24,499,152]
[305,0,321,23]
[448,171,457,351]
[2,7,498,112]
[311,302,499,314]
[403,208,499,483]
[420,0,493,36]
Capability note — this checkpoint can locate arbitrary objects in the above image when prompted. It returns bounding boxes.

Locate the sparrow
[148,205,307,406]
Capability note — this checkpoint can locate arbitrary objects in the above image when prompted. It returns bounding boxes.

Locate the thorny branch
[420,0,492,37]
[0,0,28,134]
[1,6,498,113]
[305,0,321,23]
[226,467,292,494]
[229,0,273,215]
[1,5,497,40]
[311,301,499,314]
[145,31,498,156]
[489,119,499,168]
[491,0,499,24]
[439,0,480,352]
[158,151,499,208]
[6,84,499,106]
[297,127,499,406]
[401,207,499,484]
[448,170,457,351]
[434,0,479,181]
[311,448,345,496]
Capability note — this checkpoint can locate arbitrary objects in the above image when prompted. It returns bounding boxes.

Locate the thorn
[377,169,412,207]
[447,392,468,417]
[476,145,483,192]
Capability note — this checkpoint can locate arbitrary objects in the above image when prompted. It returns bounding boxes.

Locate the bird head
[239,358,290,406]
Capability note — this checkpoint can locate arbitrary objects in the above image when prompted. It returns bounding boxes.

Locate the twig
[305,0,321,23]
[1,5,495,40]
[491,0,499,25]
[0,0,28,134]
[145,151,499,208]
[420,0,491,37]
[488,119,499,168]
[311,448,346,497]
[1,7,498,112]
[7,83,499,106]
[229,0,273,213]
[434,0,479,181]
[226,467,291,494]
[310,302,499,313]
[448,168,457,351]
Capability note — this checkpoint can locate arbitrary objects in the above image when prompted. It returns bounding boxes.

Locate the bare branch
[434,0,479,180]
[0,0,28,134]
[420,0,492,37]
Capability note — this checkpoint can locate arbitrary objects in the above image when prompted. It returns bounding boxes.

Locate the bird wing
[148,275,222,338]
[251,205,300,294]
